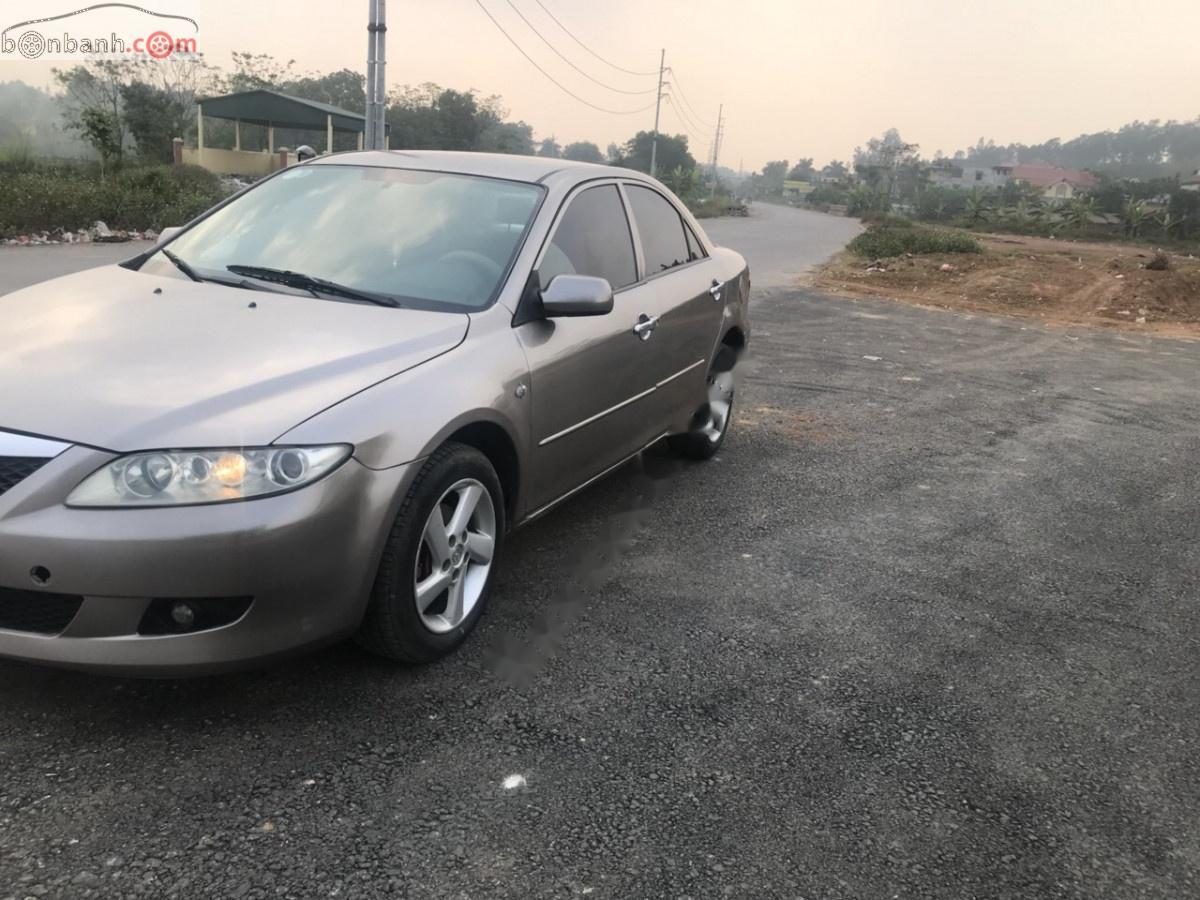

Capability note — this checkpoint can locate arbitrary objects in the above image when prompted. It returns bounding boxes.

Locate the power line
[666,71,714,129]
[473,0,659,115]
[665,91,710,139]
[531,0,658,77]
[502,0,657,95]
[663,100,706,148]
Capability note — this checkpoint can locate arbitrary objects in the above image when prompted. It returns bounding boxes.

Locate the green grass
[849,224,983,259]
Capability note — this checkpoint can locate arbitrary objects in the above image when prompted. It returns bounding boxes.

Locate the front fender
[276,305,532,497]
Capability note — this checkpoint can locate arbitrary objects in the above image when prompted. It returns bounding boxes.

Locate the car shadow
[0,444,693,729]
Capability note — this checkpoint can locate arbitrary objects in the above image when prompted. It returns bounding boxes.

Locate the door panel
[622,185,726,427]
[517,281,661,512]
[648,259,726,422]
[515,183,662,514]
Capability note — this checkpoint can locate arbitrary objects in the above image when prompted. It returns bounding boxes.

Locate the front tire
[356,442,504,664]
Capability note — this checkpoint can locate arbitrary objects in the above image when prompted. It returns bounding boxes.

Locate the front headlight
[66,445,352,508]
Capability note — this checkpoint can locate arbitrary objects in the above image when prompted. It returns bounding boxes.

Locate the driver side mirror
[540,275,614,317]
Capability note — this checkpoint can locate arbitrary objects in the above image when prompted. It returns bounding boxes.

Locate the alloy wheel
[700,371,735,443]
[413,478,497,634]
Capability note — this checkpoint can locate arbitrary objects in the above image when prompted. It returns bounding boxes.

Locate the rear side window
[539,185,637,291]
[625,185,690,275]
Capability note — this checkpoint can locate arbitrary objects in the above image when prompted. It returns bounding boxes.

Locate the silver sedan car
[0,151,749,674]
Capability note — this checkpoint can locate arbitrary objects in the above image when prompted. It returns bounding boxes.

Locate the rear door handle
[633,314,660,340]
[709,279,723,302]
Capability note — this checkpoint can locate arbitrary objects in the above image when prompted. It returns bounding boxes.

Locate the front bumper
[0,446,416,675]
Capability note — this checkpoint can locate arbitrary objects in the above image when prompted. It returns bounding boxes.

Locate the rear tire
[668,347,737,461]
[356,442,505,664]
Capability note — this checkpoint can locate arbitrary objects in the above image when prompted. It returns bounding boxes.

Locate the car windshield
[143,165,543,311]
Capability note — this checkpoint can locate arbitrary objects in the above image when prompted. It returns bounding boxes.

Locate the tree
[613,131,695,176]
[120,81,190,162]
[854,129,920,201]
[759,160,788,197]
[55,61,129,168]
[286,69,366,111]
[78,107,122,177]
[537,136,561,158]
[822,160,849,180]
[225,51,295,92]
[787,158,815,182]
[563,140,604,163]
[478,119,534,155]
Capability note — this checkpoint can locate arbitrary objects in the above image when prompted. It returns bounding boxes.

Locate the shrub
[0,163,227,237]
[848,224,982,259]
[859,212,914,229]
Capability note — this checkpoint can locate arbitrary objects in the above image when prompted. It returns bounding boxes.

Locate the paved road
[3,211,1200,898]
[704,201,862,287]
[0,242,152,296]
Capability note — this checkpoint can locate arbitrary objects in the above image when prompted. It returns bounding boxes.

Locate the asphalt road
[2,208,1200,899]
[0,241,152,296]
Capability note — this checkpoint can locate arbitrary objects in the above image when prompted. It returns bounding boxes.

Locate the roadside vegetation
[742,124,1200,251]
[848,219,981,258]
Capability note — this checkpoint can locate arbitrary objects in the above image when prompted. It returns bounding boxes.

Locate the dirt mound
[807,232,1200,334]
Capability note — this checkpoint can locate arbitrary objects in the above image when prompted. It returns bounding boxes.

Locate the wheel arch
[443,420,521,525]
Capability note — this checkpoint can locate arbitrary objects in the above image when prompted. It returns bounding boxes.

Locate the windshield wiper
[162,248,202,282]
[226,265,402,308]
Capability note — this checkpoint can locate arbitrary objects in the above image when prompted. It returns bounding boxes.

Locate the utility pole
[709,104,724,195]
[649,48,665,178]
[364,0,388,151]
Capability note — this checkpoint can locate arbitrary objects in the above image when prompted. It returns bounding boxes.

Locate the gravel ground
[3,211,1200,898]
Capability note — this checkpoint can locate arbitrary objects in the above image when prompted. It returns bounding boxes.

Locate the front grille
[0,587,84,635]
[0,457,49,498]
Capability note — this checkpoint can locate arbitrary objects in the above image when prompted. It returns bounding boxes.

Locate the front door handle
[632,314,660,341]
[709,279,723,302]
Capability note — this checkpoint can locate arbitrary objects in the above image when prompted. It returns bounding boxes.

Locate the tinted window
[626,185,690,275]
[685,223,706,261]
[539,185,637,290]
[143,166,543,312]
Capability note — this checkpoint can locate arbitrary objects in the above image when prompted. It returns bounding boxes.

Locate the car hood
[0,266,468,451]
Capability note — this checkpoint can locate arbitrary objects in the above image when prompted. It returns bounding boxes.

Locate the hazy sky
[3,0,1198,170]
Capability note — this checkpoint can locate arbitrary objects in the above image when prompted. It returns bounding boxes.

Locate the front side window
[140,165,543,311]
[538,184,637,291]
[625,184,690,275]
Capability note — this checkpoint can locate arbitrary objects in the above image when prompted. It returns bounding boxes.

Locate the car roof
[309,149,648,186]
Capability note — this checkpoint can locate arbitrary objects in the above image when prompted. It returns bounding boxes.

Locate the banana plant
[964,188,993,225]
[1060,197,1096,233]
[1121,199,1157,238]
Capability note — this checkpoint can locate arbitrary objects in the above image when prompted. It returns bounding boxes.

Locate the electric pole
[364,0,388,151]
[649,48,665,178]
[709,104,724,195]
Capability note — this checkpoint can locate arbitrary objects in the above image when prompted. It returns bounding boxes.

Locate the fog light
[170,602,196,629]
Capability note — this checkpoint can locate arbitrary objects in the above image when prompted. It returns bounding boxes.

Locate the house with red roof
[1008,164,1098,204]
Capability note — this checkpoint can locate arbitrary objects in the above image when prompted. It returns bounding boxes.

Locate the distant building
[1009,164,1097,204]
[783,180,814,200]
[1183,170,1200,193]
[928,160,1008,190]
